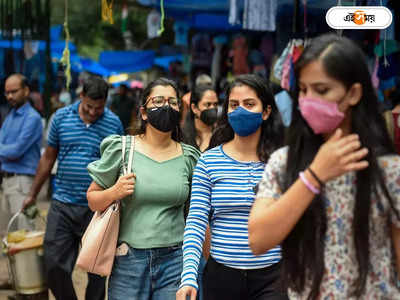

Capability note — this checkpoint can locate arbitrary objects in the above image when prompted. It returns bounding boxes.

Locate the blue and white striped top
[180,145,282,289]
[48,101,123,206]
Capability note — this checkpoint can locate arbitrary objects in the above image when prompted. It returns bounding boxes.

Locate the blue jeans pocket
[109,245,183,300]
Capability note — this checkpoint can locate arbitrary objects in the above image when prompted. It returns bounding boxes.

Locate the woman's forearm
[87,181,118,212]
[248,173,317,255]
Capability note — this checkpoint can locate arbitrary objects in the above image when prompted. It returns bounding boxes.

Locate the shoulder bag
[76,135,135,276]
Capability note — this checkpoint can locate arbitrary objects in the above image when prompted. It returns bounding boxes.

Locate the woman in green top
[86,78,201,300]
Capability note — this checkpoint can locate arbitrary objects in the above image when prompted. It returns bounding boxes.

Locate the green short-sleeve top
[87,134,201,249]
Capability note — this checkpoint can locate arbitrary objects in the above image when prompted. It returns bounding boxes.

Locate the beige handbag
[76,135,135,276]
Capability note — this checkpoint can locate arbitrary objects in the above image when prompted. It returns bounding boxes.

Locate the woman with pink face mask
[248,33,400,299]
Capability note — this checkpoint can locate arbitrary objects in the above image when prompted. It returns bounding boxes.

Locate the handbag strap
[121,135,127,175]
[121,135,135,176]
[127,136,135,174]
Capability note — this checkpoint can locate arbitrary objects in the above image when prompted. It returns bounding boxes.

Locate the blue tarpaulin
[50,25,63,41]
[154,55,183,70]
[79,58,113,76]
[138,0,239,30]
[188,13,240,30]
[0,40,76,53]
[167,11,241,30]
[99,50,155,73]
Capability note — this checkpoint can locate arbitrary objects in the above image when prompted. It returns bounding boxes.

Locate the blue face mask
[228,106,263,137]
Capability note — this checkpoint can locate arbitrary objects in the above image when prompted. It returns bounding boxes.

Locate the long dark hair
[183,84,216,150]
[209,74,284,163]
[282,33,399,299]
[137,77,184,142]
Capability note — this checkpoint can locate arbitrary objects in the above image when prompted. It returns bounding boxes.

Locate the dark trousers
[43,200,106,300]
[203,256,288,300]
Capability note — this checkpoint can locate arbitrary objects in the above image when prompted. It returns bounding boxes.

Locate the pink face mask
[299,97,345,134]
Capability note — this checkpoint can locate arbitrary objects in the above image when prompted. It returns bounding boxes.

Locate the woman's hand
[310,129,369,183]
[176,286,197,300]
[111,173,136,201]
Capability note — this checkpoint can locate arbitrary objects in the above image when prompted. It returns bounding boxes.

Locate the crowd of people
[1,33,400,300]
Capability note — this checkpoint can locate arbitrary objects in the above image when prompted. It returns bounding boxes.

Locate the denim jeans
[108,243,183,300]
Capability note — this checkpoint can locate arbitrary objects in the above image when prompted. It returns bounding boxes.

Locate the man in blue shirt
[0,73,43,230]
[23,76,124,300]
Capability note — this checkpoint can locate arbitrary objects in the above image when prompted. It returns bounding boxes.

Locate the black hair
[209,74,284,163]
[137,77,183,142]
[282,33,399,299]
[183,84,216,150]
[82,76,109,101]
[119,84,129,93]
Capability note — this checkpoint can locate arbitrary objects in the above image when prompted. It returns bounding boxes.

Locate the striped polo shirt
[180,145,282,290]
[47,101,124,206]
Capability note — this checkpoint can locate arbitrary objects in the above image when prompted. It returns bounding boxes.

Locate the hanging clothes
[147,9,161,39]
[191,33,213,68]
[289,60,296,91]
[249,49,267,78]
[269,55,282,86]
[24,41,40,60]
[374,40,400,58]
[378,54,399,80]
[211,35,228,89]
[231,35,250,75]
[274,90,293,127]
[273,41,292,81]
[280,49,292,91]
[292,44,304,63]
[229,0,240,25]
[371,56,380,89]
[275,40,305,91]
[173,21,189,47]
[259,34,275,72]
[243,0,278,31]
[377,54,399,102]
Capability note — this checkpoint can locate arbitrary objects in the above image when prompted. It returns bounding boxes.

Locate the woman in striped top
[177,74,288,300]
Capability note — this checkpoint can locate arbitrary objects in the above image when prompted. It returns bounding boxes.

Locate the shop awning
[99,50,155,73]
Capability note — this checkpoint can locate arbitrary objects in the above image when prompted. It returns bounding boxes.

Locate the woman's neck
[224,129,261,161]
[142,126,174,149]
[194,118,212,137]
[194,118,213,152]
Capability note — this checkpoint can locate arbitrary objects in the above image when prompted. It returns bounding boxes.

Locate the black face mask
[146,105,180,132]
[199,108,218,126]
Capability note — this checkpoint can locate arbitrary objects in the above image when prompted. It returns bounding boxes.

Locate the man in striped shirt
[23,76,123,300]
